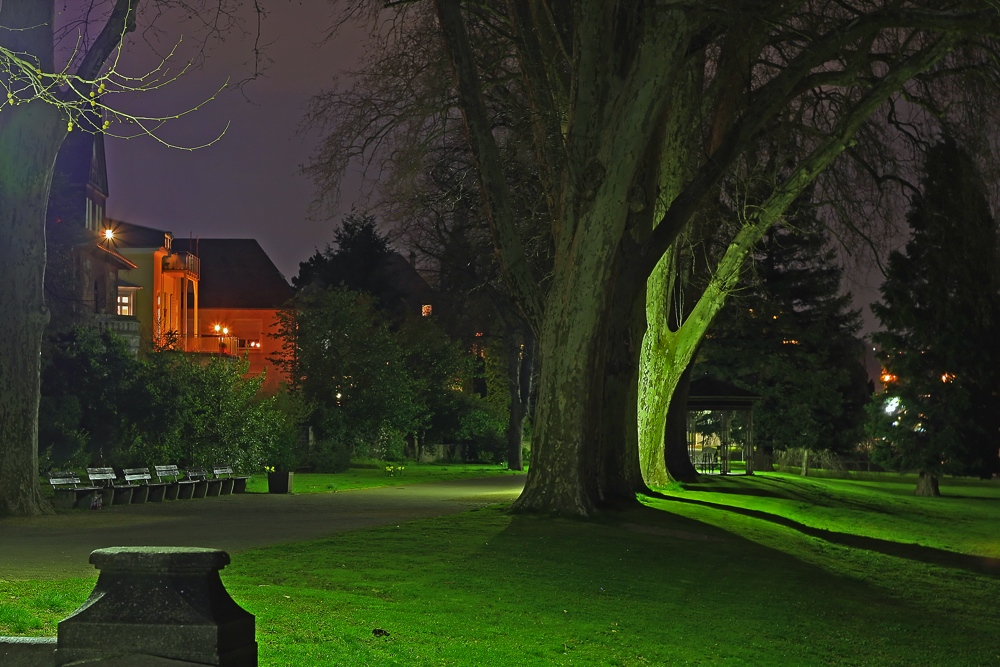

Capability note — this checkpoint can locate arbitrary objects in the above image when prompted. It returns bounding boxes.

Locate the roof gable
[173,238,293,309]
[109,220,173,249]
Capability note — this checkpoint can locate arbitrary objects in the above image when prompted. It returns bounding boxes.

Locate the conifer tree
[869,138,1000,496]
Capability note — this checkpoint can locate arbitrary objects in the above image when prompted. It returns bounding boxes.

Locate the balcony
[162,252,200,279]
[185,335,239,355]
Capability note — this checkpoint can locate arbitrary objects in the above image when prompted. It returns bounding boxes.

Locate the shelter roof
[687,377,761,411]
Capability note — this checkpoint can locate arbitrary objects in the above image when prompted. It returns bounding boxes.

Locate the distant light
[941,373,955,383]
[336,392,342,400]
[222,327,229,335]
[103,228,114,241]
[214,324,221,332]
[884,396,901,415]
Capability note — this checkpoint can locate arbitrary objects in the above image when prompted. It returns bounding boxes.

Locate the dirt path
[0,476,525,579]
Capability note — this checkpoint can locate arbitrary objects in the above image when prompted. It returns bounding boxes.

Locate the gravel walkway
[0,476,526,579]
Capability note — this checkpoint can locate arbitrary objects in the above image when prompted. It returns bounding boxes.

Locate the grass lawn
[243,463,520,494]
[4,471,999,666]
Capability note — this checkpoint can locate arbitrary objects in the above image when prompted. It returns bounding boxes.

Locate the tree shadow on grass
[651,492,1000,578]
[676,475,904,515]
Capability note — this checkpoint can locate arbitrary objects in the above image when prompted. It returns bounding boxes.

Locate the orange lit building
[108,221,201,352]
[172,238,293,394]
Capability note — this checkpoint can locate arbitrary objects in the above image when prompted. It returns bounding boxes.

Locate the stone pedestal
[0,636,56,666]
[55,547,257,666]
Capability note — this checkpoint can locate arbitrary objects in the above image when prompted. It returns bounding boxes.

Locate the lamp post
[214,324,230,354]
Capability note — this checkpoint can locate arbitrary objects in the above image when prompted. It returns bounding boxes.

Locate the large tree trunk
[511,200,629,516]
[915,471,940,497]
[664,363,698,482]
[587,261,651,509]
[0,2,65,517]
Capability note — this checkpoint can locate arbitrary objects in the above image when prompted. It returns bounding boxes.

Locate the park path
[0,476,525,579]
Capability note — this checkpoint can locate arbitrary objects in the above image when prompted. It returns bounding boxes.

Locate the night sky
[94,2,887,334]
[101,3,365,283]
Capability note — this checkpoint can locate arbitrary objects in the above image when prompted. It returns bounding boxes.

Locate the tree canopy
[314,0,1000,515]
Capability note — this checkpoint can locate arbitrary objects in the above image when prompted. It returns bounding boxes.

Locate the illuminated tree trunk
[0,3,65,517]
[512,201,628,516]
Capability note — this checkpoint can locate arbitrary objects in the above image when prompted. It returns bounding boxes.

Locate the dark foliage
[869,138,1000,482]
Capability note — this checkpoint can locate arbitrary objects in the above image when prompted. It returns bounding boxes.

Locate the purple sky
[102,3,365,283]
[95,3,887,334]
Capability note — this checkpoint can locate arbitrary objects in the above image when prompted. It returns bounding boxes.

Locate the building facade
[172,238,293,394]
[46,128,141,354]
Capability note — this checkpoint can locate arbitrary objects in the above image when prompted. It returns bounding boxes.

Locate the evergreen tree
[294,214,390,288]
[869,138,1000,496]
[697,204,869,467]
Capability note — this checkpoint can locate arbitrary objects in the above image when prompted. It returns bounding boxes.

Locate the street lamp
[213,324,231,354]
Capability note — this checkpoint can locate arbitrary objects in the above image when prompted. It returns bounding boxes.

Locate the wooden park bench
[212,465,250,494]
[85,467,135,506]
[185,466,221,497]
[123,467,170,503]
[154,465,198,500]
[48,471,100,509]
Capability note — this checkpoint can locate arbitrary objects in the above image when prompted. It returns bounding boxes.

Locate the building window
[117,294,132,317]
[421,304,432,317]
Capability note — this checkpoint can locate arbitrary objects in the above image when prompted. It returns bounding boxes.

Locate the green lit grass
[243,463,520,494]
[656,471,1000,559]
[5,472,1000,665]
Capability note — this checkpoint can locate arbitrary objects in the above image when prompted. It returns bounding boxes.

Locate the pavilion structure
[686,377,762,475]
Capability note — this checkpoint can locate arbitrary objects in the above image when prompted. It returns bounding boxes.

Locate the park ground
[2,465,999,666]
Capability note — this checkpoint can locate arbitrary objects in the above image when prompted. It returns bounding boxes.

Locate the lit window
[117,294,131,317]
[422,304,432,317]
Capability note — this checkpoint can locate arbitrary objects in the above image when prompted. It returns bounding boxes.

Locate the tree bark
[915,471,941,497]
[511,219,622,516]
[588,258,650,509]
[0,4,66,516]
[664,363,698,482]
